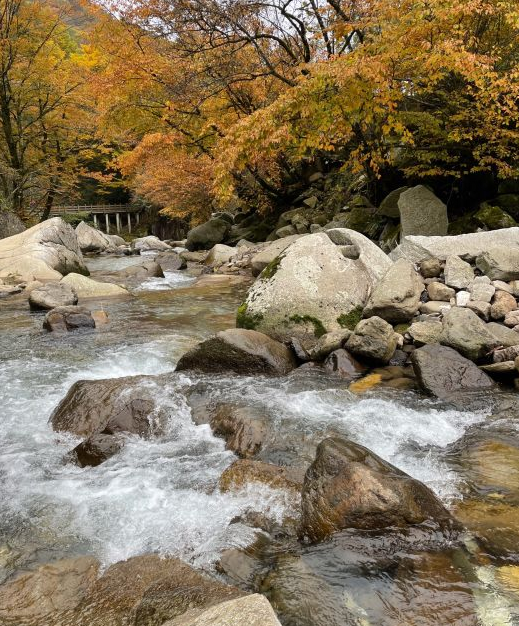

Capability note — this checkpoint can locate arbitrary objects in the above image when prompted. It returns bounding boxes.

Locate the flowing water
[1,255,519,624]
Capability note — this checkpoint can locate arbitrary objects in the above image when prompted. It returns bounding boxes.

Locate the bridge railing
[50,204,139,215]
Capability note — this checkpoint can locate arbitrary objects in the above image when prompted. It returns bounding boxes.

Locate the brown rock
[69,433,125,467]
[220,459,304,494]
[43,305,96,332]
[176,329,297,376]
[300,437,460,542]
[491,291,518,320]
[323,349,366,379]
[210,405,268,458]
[420,257,442,278]
[427,281,455,302]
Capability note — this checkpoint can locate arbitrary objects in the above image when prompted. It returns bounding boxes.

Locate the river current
[1,255,519,624]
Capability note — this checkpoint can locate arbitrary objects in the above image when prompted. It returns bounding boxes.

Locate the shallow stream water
[1,255,519,624]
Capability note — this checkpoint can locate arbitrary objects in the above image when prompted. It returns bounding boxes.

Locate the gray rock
[300,437,458,542]
[392,227,519,263]
[476,246,519,281]
[411,344,494,398]
[427,282,454,302]
[0,211,25,239]
[378,186,409,218]
[444,256,474,289]
[29,282,78,310]
[132,235,172,252]
[76,221,116,253]
[43,305,96,332]
[205,244,236,266]
[156,251,186,271]
[398,185,448,237]
[487,322,519,347]
[345,316,399,364]
[440,307,498,361]
[466,300,491,321]
[493,345,519,363]
[60,273,129,299]
[276,225,297,238]
[363,258,424,323]
[306,329,353,361]
[469,279,495,303]
[492,280,513,294]
[175,329,297,375]
[0,217,87,282]
[419,301,451,315]
[408,321,443,346]
[186,218,231,251]
[250,235,302,276]
[239,232,392,348]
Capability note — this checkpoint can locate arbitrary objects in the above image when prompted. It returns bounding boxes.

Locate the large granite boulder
[411,344,495,399]
[398,185,448,237]
[250,235,302,276]
[392,227,519,263]
[60,273,129,298]
[29,282,78,310]
[300,437,458,542]
[476,246,519,281]
[0,217,87,282]
[238,232,392,348]
[75,221,116,253]
[440,307,498,361]
[50,375,169,438]
[363,258,423,323]
[205,243,236,266]
[132,235,172,252]
[0,210,25,239]
[186,218,231,251]
[176,329,297,376]
[345,316,399,364]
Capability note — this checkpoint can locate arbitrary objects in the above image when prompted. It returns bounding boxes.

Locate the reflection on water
[1,256,519,623]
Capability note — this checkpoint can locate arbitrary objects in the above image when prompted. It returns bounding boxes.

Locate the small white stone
[469,282,495,303]
[456,291,471,307]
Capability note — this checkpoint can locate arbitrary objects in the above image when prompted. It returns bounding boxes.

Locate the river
[1,255,519,625]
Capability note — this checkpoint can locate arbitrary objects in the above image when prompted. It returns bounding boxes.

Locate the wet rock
[156,251,186,271]
[345,316,399,364]
[363,258,424,323]
[50,375,167,438]
[220,459,304,494]
[411,344,494,398]
[0,556,100,625]
[43,305,96,332]
[300,437,458,542]
[476,246,519,281]
[76,221,116,253]
[69,433,125,467]
[210,405,268,458]
[132,235,172,252]
[398,185,448,237]
[408,320,443,346]
[440,307,498,361]
[165,594,282,626]
[186,218,231,251]
[240,231,391,348]
[29,282,78,310]
[91,310,109,326]
[176,329,297,376]
[426,281,454,302]
[60,273,129,299]
[444,256,474,289]
[420,257,442,278]
[0,217,87,282]
[323,349,365,379]
[491,291,518,320]
[0,210,25,239]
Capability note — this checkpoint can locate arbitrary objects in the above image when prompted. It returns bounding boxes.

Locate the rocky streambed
[2,222,519,625]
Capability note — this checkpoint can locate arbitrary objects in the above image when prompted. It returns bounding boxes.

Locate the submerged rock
[29,282,78,310]
[175,329,297,376]
[300,437,459,542]
[43,305,96,332]
[411,344,494,399]
[50,375,167,438]
[69,433,125,467]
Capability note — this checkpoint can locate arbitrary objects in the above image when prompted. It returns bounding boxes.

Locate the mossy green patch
[236,301,263,330]
[289,314,327,338]
[393,322,411,334]
[260,254,283,280]
[337,307,363,330]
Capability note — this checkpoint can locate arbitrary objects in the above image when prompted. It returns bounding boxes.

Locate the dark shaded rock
[69,433,124,467]
[411,344,495,399]
[175,329,297,376]
[43,306,95,332]
[156,251,186,271]
[186,218,231,251]
[0,210,25,239]
[377,186,409,218]
[29,282,78,310]
[49,375,165,438]
[300,437,459,542]
[210,405,268,458]
[323,349,365,379]
[220,459,304,494]
[398,186,448,237]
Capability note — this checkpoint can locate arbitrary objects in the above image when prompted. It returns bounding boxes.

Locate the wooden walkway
[50,204,141,234]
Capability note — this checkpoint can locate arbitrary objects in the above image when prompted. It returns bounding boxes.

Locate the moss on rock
[289,314,327,338]
[236,302,263,330]
[337,307,363,331]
